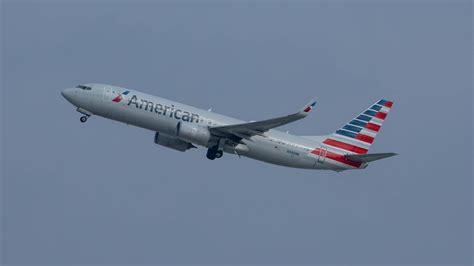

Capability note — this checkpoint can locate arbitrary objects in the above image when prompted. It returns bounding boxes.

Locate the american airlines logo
[303,101,316,113]
[127,94,200,123]
[112,90,130,103]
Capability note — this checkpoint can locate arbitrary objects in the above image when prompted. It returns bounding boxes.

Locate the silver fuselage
[62,84,355,171]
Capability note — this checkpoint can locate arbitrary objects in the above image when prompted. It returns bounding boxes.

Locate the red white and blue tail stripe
[325,99,393,155]
[311,99,393,168]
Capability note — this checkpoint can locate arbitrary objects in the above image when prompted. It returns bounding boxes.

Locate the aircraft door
[102,87,112,102]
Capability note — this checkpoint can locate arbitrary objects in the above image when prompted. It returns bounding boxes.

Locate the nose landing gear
[76,107,92,123]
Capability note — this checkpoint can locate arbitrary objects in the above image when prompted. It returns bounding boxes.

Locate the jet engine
[176,121,211,146]
[154,132,195,152]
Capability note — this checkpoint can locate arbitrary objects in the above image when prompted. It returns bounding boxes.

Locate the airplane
[61,84,396,171]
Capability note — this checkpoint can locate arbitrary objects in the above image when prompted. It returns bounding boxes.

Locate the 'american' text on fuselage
[127,95,200,123]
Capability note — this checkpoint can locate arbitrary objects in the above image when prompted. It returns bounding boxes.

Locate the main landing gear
[80,116,88,123]
[206,147,223,160]
[206,139,225,160]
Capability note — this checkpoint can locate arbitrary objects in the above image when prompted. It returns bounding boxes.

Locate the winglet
[301,98,317,114]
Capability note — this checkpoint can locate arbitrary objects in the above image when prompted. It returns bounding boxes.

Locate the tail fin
[323,99,394,155]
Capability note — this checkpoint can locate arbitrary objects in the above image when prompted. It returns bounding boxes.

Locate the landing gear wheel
[206,150,216,160]
[80,116,88,123]
[206,146,219,160]
[215,150,223,158]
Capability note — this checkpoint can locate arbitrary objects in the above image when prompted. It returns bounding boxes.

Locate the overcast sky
[1,1,472,265]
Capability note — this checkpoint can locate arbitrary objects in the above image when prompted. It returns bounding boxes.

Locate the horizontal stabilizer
[345,152,397,163]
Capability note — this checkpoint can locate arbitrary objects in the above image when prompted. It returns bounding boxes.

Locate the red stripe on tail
[355,134,374,144]
[375,112,387,120]
[384,101,393,108]
[365,122,380,132]
[323,139,368,154]
[311,148,362,168]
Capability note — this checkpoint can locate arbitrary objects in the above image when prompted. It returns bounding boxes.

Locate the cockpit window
[76,85,92,90]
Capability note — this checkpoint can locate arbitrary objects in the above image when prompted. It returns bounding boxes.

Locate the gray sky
[1,1,472,265]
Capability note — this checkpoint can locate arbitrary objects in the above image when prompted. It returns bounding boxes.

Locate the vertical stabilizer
[323,99,394,155]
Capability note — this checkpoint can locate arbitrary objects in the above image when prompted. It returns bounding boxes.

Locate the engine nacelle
[154,132,194,152]
[177,121,211,146]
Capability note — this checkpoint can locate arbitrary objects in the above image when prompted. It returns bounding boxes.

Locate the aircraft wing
[209,98,317,140]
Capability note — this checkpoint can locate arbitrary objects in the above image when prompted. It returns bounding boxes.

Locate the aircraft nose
[61,88,76,103]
